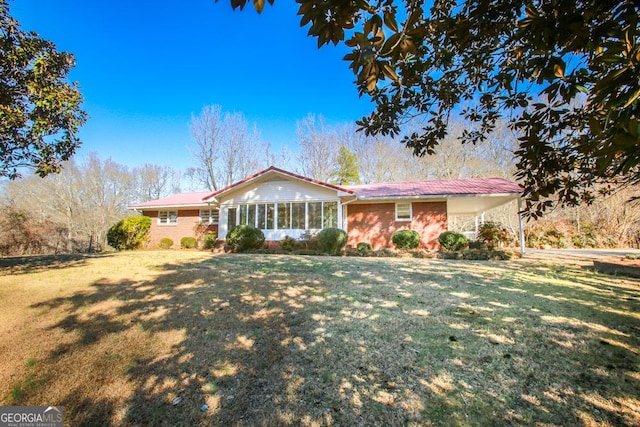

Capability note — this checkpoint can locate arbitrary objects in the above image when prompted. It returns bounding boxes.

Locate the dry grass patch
[0,251,638,426]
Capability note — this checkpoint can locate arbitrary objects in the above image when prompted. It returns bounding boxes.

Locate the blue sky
[12,0,373,170]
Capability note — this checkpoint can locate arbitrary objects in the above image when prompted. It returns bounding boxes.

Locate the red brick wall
[144,210,218,248]
[346,202,447,250]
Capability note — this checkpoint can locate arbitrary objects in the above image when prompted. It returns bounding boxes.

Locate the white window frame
[199,209,219,225]
[158,210,178,225]
[395,202,412,221]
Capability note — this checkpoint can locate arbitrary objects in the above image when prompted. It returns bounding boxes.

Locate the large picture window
[308,202,322,229]
[292,203,306,229]
[277,202,291,229]
[323,202,338,228]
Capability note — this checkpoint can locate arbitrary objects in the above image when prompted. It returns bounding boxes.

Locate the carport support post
[518,197,525,254]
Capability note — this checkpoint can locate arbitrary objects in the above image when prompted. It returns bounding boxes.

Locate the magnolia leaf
[253,0,264,13]
[382,63,399,81]
[383,10,398,33]
[553,63,564,78]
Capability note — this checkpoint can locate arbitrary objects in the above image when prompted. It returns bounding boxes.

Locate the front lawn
[0,251,638,426]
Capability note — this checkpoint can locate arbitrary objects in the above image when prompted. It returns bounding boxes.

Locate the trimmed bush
[107,216,151,250]
[226,225,265,252]
[438,231,469,251]
[280,235,299,253]
[392,229,420,250]
[180,236,198,249]
[203,232,217,250]
[318,227,347,255]
[356,242,373,255]
[159,238,174,249]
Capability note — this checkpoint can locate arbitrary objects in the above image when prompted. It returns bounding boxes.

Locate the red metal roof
[129,170,521,210]
[344,177,522,198]
[129,192,212,209]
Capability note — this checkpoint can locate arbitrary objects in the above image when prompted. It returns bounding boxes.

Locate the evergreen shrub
[318,228,347,254]
[159,238,173,249]
[226,225,265,252]
[438,231,469,251]
[392,229,420,250]
[181,237,198,249]
[203,232,217,249]
[106,216,151,250]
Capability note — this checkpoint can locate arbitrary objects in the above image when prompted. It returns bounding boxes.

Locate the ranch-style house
[129,166,524,251]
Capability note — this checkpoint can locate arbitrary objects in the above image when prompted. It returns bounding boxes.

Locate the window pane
[227,208,237,230]
[239,205,247,225]
[292,203,305,229]
[257,204,266,229]
[308,202,322,229]
[277,203,291,229]
[323,202,338,228]
[169,211,177,224]
[266,203,275,229]
[396,203,411,220]
[248,204,256,227]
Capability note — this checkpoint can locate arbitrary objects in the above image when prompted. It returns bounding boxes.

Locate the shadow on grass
[0,253,112,275]
[23,254,640,426]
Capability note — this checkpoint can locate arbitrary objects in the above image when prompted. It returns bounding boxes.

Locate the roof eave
[127,203,213,210]
[352,192,521,202]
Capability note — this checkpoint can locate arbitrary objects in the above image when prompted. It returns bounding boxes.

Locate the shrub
[203,232,217,250]
[159,238,173,249]
[468,239,483,249]
[180,236,198,249]
[280,235,299,253]
[540,228,567,248]
[318,227,348,254]
[392,229,420,250]
[439,248,518,261]
[478,221,509,250]
[106,216,151,250]
[356,242,373,255]
[298,230,321,251]
[438,231,469,251]
[226,225,265,252]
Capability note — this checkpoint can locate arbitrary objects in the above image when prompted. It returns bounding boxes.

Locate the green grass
[0,251,638,426]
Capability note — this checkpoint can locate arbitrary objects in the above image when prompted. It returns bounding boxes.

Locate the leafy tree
[223,0,639,217]
[0,0,86,179]
[331,145,360,185]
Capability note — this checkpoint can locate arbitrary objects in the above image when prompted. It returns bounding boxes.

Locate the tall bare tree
[295,114,339,182]
[133,163,181,202]
[189,105,268,191]
[1,153,139,253]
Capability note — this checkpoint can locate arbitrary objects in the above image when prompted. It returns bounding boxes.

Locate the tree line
[2,103,638,256]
